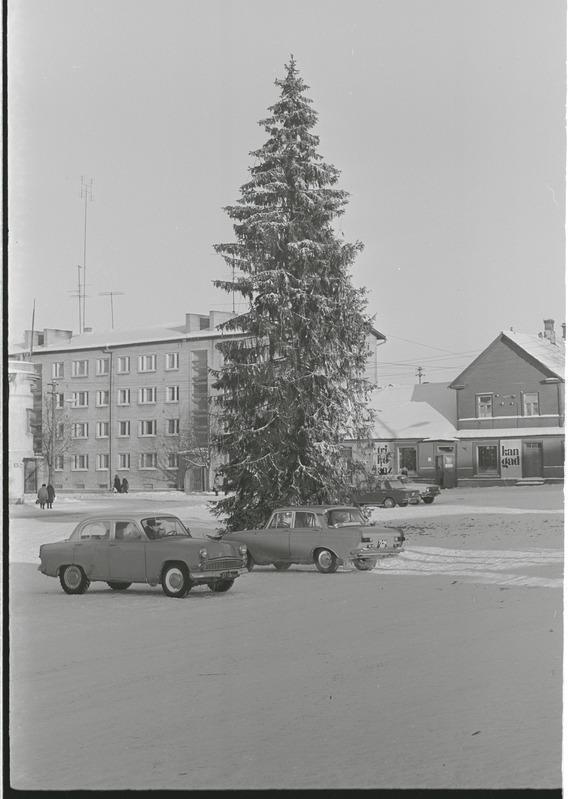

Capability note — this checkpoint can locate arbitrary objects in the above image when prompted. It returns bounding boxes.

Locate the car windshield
[386,480,404,489]
[326,508,366,527]
[140,516,191,539]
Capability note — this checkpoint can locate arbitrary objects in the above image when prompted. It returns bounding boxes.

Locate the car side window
[268,511,293,529]
[294,512,317,529]
[114,521,143,541]
[79,521,110,540]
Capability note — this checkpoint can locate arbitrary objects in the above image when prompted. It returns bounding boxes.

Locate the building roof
[368,383,458,441]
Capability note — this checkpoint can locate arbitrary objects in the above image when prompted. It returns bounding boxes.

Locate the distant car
[351,478,422,509]
[214,505,405,573]
[38,513,248,598]
[397,475,441,504]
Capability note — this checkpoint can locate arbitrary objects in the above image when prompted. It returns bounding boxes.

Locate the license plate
[219,571,233,578]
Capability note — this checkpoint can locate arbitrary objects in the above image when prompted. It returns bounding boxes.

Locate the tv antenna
[99,291,124,329]
[80,176,94,331]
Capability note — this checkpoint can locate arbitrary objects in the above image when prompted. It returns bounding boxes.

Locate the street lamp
[46,380,58,485]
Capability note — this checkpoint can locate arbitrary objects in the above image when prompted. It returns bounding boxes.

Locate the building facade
[7,360,41,501]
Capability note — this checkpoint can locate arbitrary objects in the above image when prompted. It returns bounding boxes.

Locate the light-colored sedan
[38,513,248,598]
[215,505,405,573]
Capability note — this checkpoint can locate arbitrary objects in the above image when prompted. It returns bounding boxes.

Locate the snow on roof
[369,383,458,441]
[501,330,565,379]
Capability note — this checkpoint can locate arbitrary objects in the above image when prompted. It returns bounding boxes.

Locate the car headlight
[239,545,247,555]
[199,548,208,559]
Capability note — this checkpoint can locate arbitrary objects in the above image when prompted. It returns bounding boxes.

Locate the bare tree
[38,387,74,484]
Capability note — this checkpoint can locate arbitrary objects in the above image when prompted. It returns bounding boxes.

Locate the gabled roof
[450,329,565,386]
[367,383,458,441]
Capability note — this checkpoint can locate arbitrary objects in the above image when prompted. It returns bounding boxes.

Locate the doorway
[23,459,38,493]
[522,441,543,478]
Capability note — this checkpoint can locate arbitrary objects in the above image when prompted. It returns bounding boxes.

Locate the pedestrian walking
[121,477,129,494]
[113,474,122,494]
[46,483,56,509]
[37,484,48,509]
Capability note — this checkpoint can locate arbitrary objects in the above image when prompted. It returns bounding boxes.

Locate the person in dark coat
[46,483,56,509]
[113,474,122,493]
[121,478,129,494]
[37,484,48,509]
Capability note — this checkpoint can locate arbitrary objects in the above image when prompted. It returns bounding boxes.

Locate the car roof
[271,506,361,514]
[75,513,181,522]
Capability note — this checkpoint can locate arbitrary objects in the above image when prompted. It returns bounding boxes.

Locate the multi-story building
[11,311,384,494]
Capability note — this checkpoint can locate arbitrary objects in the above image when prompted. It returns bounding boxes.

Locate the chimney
[543,319,556,344]
[562,322,566,341]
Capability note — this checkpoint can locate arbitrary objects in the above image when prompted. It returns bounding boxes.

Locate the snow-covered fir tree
[212,56,375,531]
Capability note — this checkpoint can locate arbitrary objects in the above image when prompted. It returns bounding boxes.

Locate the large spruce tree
[212,56,374,531]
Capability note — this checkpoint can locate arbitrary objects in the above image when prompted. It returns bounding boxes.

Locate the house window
[72,360,89,377]
[72,422,89,439]
[118,452,131,470]
[166,352,179,370]
[117,356,130,374]
[138,354,157,373]
[139,420,157,437]
[56,422,65,440]
[55,393,64,409]
[398,447,417,472]
[166,418,180,436]
[476,394,493,418]
[138,387,157,404]
[167,453,178,469]
[118,420,131,437]
[96,358,110,376]
[72,454,89,471]
[54,455,64,471]
[117,388,130,406]
[71,391,89,408]
[166,385,180,403]
[476,444,498,474]
[52,362,64,379]
[96,421,110,438]
[96,390,109,407]
[139,452,157,469]
[523,392,540,416]
[26,408,35,434]
[96,453,110,470]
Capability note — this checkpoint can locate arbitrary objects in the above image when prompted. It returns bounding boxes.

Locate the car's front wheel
[314,548,338,574]
[272,562,292,571]
[208,578,235,592]
[383,497,396,508]
[107,582,131,591]
[161,563,190,598]
[422,497,435,504]
[353,558,376,571]
[59,564,90,595]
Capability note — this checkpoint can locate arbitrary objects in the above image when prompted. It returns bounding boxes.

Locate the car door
[72,520,111,579]
[108,521,147,582]
[252,511,293,563]
[289,511,319,563]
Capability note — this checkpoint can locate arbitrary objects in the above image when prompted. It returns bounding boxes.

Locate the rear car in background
[351,478,422,509]
[397,475,441,504]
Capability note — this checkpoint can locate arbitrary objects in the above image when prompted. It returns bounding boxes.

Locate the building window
[72,360,89,377]
[523,392,540,416]
[96,390,109,407]
[72,422,89,439]
[139,420,157,437]
[476,394,493,418]
[138,387,157,404]
[117,388,130,406]
[166,385,180,403]
[96,358,110,376]
[71,391,89,408]
[138,354,157,373]
[166,418,180,436]
[72,454,89,471]
[118,452,131,470]
[167,453,178,469]
[476,444,498,474]
[96,453,110,470]
[117,356,130,374]
[118,420,131,437]
[139,452,157,469]
[398,447,417,472]
[56,422,65,440]
[166,352,179,370]
[54,455,64,471]
[55,393,64,409]
[96,421,110,438]
[52,362,64,379]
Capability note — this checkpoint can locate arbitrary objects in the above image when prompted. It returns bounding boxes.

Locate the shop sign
[500,439,522,478]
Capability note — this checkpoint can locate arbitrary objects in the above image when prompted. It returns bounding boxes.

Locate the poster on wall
[500,439,522,479]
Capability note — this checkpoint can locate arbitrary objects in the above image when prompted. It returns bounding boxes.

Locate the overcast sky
[8,0,566,385]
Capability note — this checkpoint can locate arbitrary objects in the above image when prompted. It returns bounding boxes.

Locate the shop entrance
[23,458,39,494]
[522,442,543,478]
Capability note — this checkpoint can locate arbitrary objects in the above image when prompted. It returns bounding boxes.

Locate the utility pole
[99,291,124,329]
[80,176,94,331]
[416,366,424,384]
[102,347,113,490]
[46,380,58,485]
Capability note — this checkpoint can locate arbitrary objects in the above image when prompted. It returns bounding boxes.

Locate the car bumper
[350,543,404,560]
[188,567,248,580]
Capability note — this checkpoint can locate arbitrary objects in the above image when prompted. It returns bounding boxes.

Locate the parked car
[397,475,441,504]
[212,505,405,573]
[38,513,248,598]
[351,478,422,509]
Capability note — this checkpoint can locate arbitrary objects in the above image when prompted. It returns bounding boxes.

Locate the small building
[8,360,41,501]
